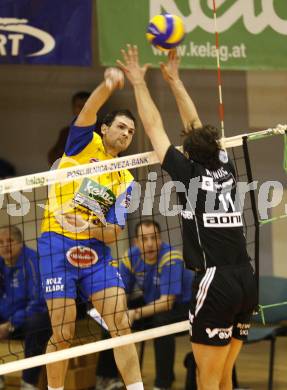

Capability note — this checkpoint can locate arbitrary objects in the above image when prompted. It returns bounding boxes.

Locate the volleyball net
[0,125,286,376]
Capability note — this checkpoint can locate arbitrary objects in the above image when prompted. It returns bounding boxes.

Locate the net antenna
[212,0,225,138]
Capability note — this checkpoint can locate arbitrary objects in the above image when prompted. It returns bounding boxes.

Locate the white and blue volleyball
[146,13,185,50]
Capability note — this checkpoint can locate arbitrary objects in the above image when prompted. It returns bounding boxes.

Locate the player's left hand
[117,44,150,86]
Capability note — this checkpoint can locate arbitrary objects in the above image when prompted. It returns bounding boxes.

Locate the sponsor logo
[236,322,251,336]
[0,18,55,57]
[181,210,194,220]
[150,1,287,35]
[206,326,233,339]
[25,176,46,187]
[203,212,243,227]
[202,176,214,192]
[90,158,100,163]
[45,277,64,293]
[66,246,98,268]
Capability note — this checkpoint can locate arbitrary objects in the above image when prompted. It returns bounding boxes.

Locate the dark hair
[72,91,90,105]
[102,109,136,128]
[135,219,161,237]
[183,124,221,170]
[0,225,22,242]
[0,159,16,179]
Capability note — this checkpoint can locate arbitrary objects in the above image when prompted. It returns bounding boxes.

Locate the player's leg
[219,263,258,390]
[190,267,242,390]
[219,338,242,390]
[46,298,76,388]
[192,342,230,390]
[22,311,52,387]
[38,232,78,389]
[91,287,142,387]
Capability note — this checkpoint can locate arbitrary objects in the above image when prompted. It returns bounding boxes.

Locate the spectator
[0,226,52,390]
[96,220,194,390]
[48,91,90,166]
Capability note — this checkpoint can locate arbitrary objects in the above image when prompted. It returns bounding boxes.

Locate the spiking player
[118,45,257,390]
[38,68,144,390]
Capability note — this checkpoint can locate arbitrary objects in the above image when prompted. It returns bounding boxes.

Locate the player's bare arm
[75,68,124,127]
[117,44,170,164]
[64,213,122,244]
[160,50,202,131]
[129,294,176,325]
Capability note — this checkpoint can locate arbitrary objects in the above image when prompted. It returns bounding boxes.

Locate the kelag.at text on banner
[97,0,287,70]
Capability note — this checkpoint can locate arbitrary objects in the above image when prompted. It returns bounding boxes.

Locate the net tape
[0,125,285,195]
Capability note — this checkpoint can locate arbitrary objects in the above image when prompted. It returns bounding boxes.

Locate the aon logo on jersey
[203,212,243,228]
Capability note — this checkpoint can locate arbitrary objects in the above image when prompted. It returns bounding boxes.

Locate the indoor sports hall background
[0,1,286,390]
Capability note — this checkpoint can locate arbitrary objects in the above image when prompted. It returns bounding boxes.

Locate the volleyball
[146,13,185,50]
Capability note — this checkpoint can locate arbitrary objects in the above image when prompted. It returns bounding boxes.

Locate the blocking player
[117,46,257,390]
[38,68,144,390]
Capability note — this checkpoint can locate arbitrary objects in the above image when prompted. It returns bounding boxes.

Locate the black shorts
[189,263,258,346]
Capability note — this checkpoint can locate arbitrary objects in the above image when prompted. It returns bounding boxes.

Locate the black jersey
[162,145,250,271]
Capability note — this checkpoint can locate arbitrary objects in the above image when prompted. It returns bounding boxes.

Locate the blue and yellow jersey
[119,242,193,304]
[0,246,47,328]
[41,124,134,240]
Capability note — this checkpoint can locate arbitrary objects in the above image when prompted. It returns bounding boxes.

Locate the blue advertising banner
[0,0,92,66]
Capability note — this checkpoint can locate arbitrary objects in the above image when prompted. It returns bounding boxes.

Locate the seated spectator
[95,219,194,390]
[0,226,52,390]
[48,91,90,166]
[0,158,16,179]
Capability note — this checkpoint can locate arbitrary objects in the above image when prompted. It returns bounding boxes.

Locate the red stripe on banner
[215,32,219,48]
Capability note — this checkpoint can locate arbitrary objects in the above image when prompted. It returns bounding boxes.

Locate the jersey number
[218,192,236,212]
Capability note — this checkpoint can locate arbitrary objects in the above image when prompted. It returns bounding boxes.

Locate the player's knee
[110,311,131,337]
[50,324,75,347]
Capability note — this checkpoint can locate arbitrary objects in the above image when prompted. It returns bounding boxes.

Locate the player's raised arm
[160,50,202,132]
[117,44,170,164]
[75,68,124,127]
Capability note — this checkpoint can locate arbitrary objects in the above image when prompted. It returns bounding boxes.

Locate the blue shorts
[38,232,124,300]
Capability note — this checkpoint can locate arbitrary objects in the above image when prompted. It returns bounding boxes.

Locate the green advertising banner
[97,0,287,70]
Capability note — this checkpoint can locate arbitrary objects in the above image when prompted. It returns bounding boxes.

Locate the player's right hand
[104,67,124,90]
[160,49,180,83]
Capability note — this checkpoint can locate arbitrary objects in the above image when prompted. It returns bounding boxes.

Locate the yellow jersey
[41,124,134,240]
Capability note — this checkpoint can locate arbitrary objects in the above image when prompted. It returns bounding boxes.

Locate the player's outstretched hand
[160,49,180,83]
[117,44,150,86]
[104,67,124,91]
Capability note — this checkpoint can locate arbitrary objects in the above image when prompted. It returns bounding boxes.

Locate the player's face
[135,224,161,263]
[0,230,22,265]
[102,115,135,155]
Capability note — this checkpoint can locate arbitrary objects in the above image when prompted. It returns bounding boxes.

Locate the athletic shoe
[20,380,39,390]
[0,376,4,390]
[95,376,124,390]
